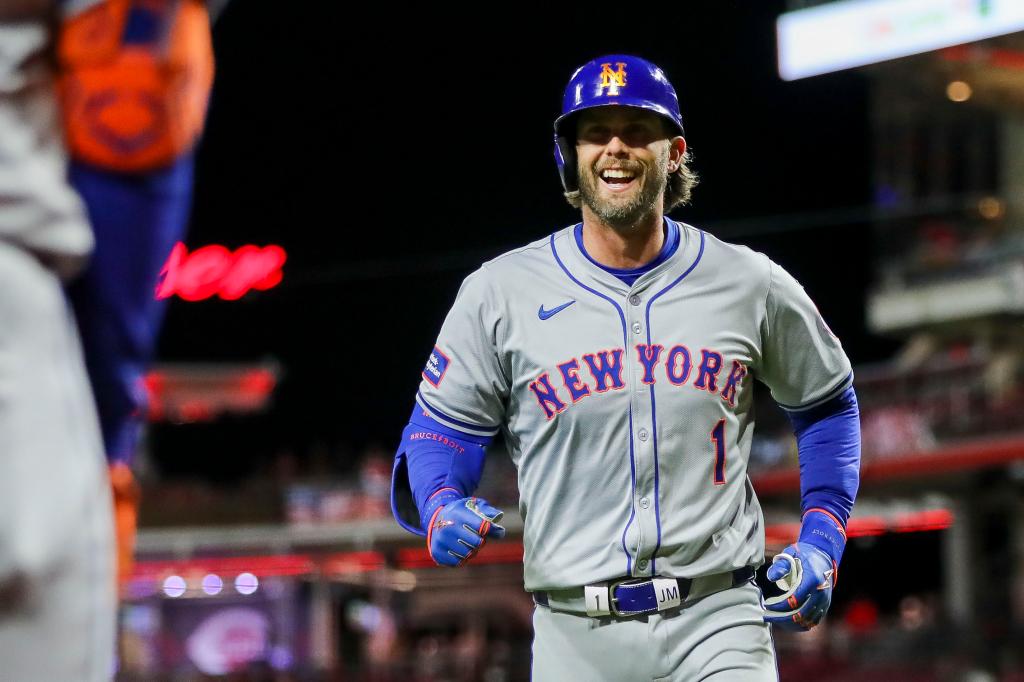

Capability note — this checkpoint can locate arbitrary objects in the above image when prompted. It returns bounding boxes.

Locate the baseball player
[0,1,116,679]
[391,55,861,680]
[59,0,215,581]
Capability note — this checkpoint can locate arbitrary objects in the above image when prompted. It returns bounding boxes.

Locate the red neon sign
[156,242,286,301]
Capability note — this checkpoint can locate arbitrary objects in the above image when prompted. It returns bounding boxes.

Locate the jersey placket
[625,284,659,576]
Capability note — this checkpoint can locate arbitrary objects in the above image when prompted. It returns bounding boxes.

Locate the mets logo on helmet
[599,62,627,95]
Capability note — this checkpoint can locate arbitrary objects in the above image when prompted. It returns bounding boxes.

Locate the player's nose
[605,134,630,157]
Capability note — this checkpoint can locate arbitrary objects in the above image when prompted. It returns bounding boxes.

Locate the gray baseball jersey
[0,3,115,679]
[415,218,851,591]
[0,0,100,280]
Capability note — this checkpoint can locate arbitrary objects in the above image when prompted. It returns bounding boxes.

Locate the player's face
[575,108,680,228]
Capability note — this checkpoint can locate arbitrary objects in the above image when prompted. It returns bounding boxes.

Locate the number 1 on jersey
[711,419,726,486]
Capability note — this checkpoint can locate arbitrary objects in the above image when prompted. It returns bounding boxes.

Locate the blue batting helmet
[554,55,686,192]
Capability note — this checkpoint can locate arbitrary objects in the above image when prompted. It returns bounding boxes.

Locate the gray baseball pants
[532,581,777,681]
[0,241,116,681]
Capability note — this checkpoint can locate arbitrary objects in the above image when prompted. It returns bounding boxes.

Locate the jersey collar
[553,217,703,297]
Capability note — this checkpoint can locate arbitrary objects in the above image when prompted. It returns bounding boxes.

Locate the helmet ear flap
[554,134,578,193]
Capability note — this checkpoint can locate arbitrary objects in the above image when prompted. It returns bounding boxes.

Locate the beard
[577,148,670,230]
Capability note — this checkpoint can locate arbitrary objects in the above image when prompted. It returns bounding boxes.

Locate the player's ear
[667,136,687,173]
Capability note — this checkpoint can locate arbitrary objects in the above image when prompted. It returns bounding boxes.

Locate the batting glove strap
[419,487,462,533]
[426,496,506,568]
[799,508,847,565]
[763,542,837,632]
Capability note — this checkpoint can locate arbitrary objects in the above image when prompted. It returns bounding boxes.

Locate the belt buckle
[608,577,653,617]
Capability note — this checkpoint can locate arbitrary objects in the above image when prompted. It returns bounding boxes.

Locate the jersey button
[639,497,650,510]
[638,429,649,441]
[631,322,642,334]
[629,294,641,306]
[638,559,649,571]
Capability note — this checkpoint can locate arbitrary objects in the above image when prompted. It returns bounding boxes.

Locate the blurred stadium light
[778,0,1024,80]
[143,361,280,423]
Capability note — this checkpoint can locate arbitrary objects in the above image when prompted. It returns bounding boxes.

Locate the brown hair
[665,150,699,211]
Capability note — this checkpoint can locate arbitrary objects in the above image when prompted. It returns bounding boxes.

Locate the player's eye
[622,124,658,145]
[578,126,610,143]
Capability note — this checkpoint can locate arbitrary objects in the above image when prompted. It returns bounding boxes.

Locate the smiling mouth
[598,168,638,192]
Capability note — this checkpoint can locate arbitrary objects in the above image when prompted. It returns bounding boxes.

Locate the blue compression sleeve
[785,386,861,562]
[390,405,493,536]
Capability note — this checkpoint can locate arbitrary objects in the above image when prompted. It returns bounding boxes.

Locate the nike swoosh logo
[538,300,576,320]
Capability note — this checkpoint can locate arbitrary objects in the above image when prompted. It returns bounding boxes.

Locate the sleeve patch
[422,346,451,388]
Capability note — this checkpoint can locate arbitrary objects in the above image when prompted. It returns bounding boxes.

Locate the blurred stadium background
[114,1,1024,679]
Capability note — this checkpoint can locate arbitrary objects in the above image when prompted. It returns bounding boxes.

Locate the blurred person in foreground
[59,0,214,582]
[0,1,114,678]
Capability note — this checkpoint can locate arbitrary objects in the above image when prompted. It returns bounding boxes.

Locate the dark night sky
[153,2,895,480]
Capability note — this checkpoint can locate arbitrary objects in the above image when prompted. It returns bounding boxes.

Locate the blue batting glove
[424,494,505,567]
[763,542,837,631]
